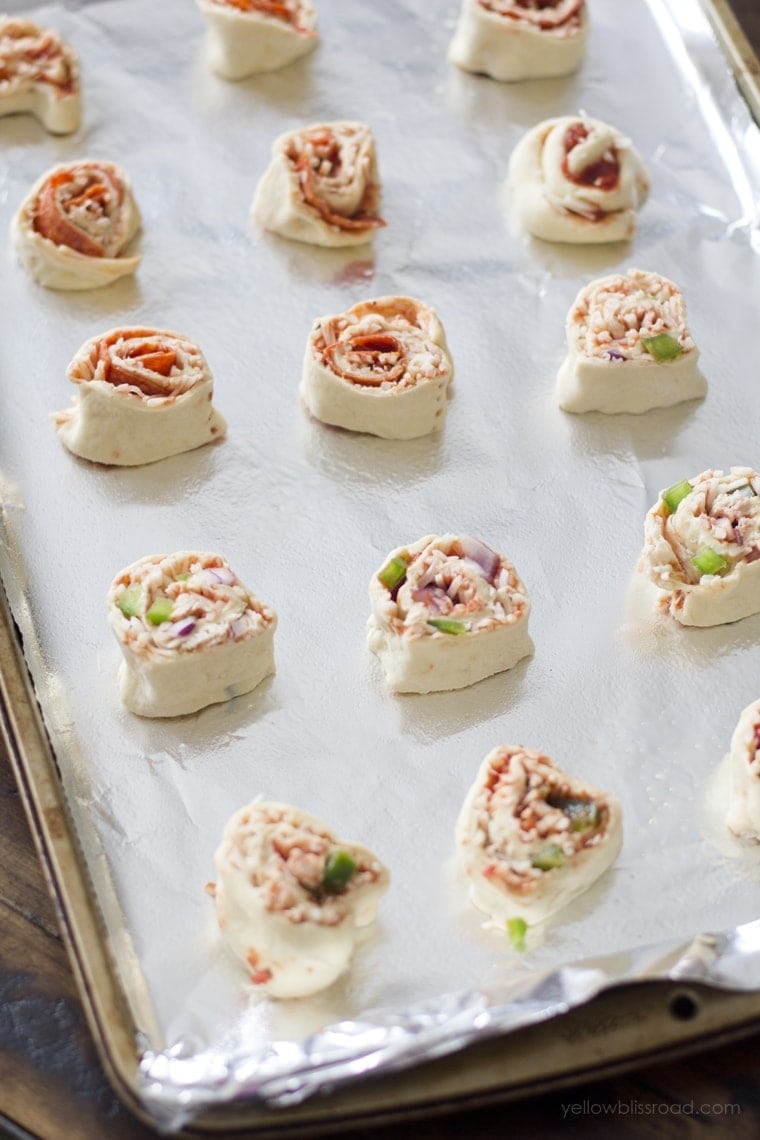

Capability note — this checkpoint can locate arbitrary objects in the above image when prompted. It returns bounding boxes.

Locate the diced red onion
[411,585,451,615]
[172,619,196,637]
[458,536,500,584]
[207,567,236,586]
[230,617,248,640]
[604,350,627,361]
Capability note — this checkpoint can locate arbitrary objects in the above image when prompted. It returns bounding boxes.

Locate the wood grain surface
[3,3,760,1137]
[734,1,759,46]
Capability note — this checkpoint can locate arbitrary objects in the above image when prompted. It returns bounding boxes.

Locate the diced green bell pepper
[530,844,565,871]
[322,849,357,894]
[146,597,175,625]
[692,548,728,576]
[662,479,692,515]
[507,916,528,952]
[378,556,408,591]
[641,333,683,362]
[427,618,467,635]
[117,584,142,618]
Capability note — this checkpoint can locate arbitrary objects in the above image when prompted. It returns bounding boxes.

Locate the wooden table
[3,4,760,1137]
[730,0,760,50]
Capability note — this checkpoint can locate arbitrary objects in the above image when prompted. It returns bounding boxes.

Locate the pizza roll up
[55,328,226,466]
[640,468,760,627]
[367,534,532,694]
[508,114,649,244]
[252,121,384,248]
[725,698,760,840]
[449,0,587,82]
[212,800,389,997]
[556,269,705,414]
[108,552,276,717]
[0,17,81,133]
[12,160,140,289]
[197,0,318,79]
[456,746,622,926]
[301,296,453,439]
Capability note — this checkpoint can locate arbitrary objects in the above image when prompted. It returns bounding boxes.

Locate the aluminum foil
[1,0,760,1130]
[137,919,760,1126]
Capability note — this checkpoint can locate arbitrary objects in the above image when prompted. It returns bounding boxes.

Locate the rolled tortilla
[367,534,533,694]
[11,159,140,290]
[301,296,453,439]
[108,552,276,717]
[251,121,384,248]
[197,0,318,79]
[0,17,81,134]
[54,327,227,466]
[449,0,587,82]
[726,698,760,839]
[557,269,706,414]
[456,745,622,926]
[639,468,760,627]
[211,800,389,997]
[507,114,649,244]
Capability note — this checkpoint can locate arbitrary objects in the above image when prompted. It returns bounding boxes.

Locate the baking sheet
[2,0,760,1129]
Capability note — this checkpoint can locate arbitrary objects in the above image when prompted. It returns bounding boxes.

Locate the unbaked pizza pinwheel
[251,121,384,248]
[556,269,706,414]
[639,468,760,627]
[197,0,318,79]
[508,114,649,243]
[726,698,760,840]
[301,296,453,439]
[211,800,389,997]
[456,746,622,929]
[108,552,276,718]
[367,534,533,694]
[12,160,140,290]
[54,327,227,466]
[0,17,80,133]
[448,0,587,82]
